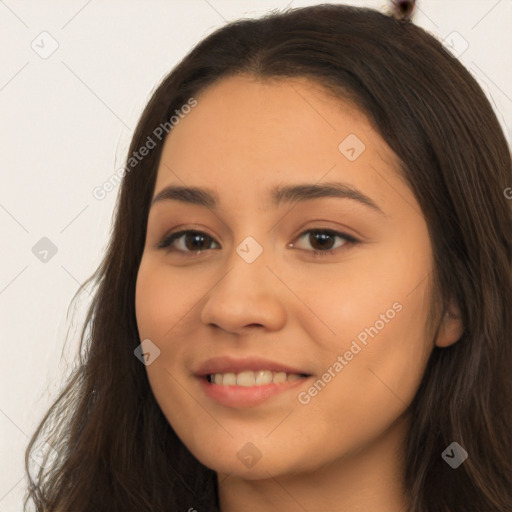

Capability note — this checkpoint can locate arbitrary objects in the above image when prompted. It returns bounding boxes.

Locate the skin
[135,75,464,511]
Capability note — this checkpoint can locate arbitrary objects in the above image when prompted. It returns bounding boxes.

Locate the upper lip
[194,355,312,376]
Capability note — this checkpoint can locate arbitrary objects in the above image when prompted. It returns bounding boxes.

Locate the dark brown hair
[25,3,512,511]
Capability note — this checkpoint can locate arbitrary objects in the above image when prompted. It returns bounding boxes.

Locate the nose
[199,243,287,335]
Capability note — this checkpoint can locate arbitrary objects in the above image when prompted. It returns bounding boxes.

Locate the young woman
[25,2,512,511]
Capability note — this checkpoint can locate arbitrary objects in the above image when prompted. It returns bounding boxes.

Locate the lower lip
[198,376,311,408]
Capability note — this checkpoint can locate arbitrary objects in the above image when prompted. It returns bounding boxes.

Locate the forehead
[153,74,402,212]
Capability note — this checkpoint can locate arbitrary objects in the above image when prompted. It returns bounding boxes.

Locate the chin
[184,434,319,480]
[200,454,292,480]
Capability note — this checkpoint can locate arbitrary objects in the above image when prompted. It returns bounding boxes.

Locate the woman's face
[135,75,458,478]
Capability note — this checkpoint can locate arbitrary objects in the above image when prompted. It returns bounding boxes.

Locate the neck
[217,413,411,512]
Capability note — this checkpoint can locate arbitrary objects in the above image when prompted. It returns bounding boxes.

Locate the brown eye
[291,229,358,257]
[158,230,220,253]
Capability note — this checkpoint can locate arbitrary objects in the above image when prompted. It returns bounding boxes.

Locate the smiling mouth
[205,370,310,386]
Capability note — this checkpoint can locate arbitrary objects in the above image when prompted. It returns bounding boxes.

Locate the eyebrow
[151,181,386,216]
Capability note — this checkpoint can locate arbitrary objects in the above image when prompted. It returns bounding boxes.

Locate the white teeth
[209,370,305,386]
[237,371,256,386]
[222,372,237,386]
[255,370,273,385]
[273,371,287,384]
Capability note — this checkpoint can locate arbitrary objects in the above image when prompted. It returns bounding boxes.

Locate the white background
[1,0,511,510]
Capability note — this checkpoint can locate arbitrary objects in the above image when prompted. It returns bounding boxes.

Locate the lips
[193,355,314,408]
[194,355,312,377]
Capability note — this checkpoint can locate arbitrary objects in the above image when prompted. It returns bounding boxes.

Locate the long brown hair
[25,4,512,511]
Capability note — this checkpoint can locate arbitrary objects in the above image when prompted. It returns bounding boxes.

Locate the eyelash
[157,228,359,258]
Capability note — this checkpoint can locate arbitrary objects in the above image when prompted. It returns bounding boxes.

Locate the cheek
[135,261,165,340]
[303,268,433,433]
[134,261,190,420]
[296,308,430,461]
[135,258,194,340]
[134,259,207,382]
[364,303,431,394]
